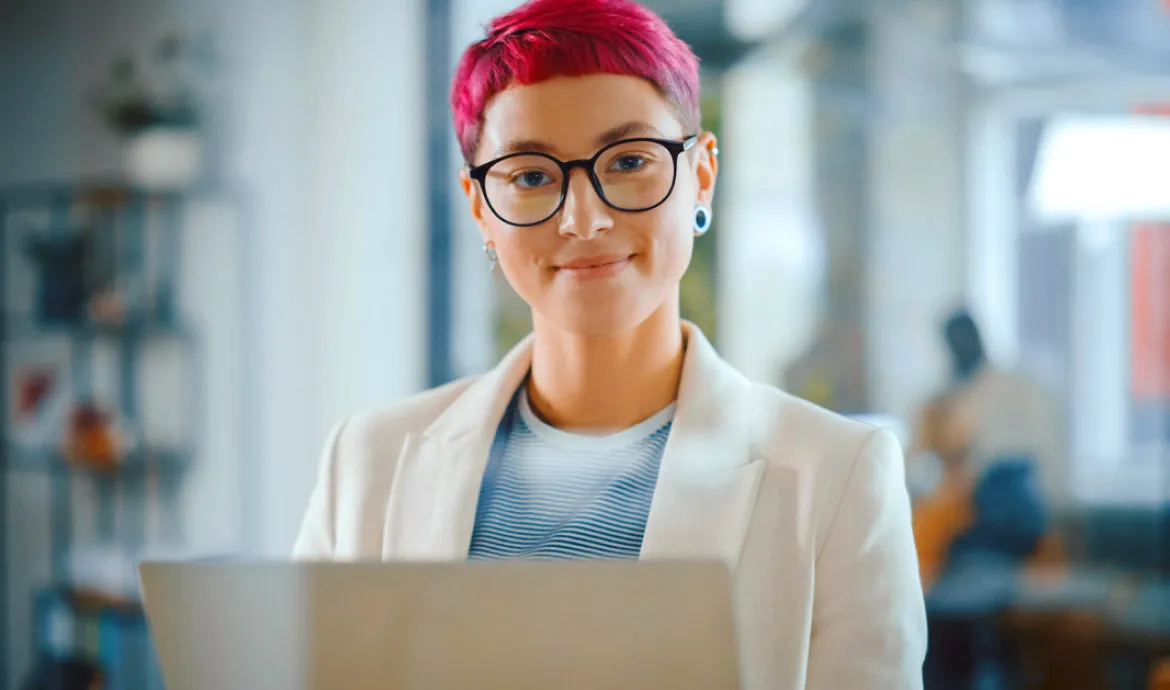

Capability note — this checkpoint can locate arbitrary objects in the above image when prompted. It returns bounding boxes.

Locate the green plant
[92,32,209,137]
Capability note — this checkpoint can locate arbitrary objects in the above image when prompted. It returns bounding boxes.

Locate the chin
[543,296,658,339]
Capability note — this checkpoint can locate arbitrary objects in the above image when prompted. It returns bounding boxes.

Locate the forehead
[476,74,685,163]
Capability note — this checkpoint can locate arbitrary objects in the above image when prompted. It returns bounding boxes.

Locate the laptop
[139,560,741,690]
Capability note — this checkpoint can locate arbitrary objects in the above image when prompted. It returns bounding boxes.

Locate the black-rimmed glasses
[468,136,698,227]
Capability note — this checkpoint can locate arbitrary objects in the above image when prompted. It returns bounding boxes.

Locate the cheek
[491,226,553,291]
[641,202,695,272]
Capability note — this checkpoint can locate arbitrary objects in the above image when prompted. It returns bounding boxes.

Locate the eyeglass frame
[467,135,699,228]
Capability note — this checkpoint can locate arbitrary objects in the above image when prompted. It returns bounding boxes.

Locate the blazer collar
[423,331,534,444]
[383,323,764,565]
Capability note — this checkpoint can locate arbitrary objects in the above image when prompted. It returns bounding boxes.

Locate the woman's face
[461,74,718,337]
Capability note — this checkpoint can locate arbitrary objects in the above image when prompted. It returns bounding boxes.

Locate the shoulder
[745,381,897,472]
[342,376,479,442]
[742,382,906,542]
[331,374,482,461]
[294,375,485,559]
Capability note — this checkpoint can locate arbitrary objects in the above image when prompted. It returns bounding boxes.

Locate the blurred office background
[0,0,1166,688]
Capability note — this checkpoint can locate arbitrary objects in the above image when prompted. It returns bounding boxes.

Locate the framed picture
[7,344,73,458]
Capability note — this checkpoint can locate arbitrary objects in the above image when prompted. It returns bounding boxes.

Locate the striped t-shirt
[467,388,673,560]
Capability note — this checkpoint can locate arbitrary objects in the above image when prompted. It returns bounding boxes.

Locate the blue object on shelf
[16,652,103,690]
[32,589,73,657]
[31,587,160,690]
[23,233,93,325]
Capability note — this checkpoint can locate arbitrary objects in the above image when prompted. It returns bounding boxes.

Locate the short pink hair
[450,0,701,163]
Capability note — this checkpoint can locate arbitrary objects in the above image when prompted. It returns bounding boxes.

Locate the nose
[557,168,613,239]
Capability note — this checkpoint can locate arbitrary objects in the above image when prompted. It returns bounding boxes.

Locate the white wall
[0,2,75,185]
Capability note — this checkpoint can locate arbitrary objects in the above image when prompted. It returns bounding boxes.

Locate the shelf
[37,585,144,620]
[3,315,195,343]
[5,444,192,478]
[4,179,217,690]
[34,584,164,690]
[0,178,231,205]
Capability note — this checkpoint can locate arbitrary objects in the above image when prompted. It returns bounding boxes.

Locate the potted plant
[92,31,213,189]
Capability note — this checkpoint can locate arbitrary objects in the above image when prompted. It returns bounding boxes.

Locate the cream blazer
[293,324,927,690]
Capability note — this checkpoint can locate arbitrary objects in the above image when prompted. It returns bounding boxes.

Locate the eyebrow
[494,138,558,158]
[594,121,667,147]
[493,121,670,160]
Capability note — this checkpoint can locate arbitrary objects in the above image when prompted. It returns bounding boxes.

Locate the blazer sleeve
[806,428,928,690]
[291,420,348,560]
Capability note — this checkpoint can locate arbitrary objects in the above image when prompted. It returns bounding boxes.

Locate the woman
[294,0,926,688]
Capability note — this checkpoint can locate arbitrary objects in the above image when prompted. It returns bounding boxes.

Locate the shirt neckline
[515,387,675,453]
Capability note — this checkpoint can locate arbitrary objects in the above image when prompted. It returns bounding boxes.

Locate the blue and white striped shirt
[468,388,673,561]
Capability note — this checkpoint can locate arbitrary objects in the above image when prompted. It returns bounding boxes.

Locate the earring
[693,205,712,236]
[483,242,498,272]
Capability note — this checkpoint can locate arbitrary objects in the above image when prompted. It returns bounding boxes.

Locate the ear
[459,167,492,243]
[693,131,719,206]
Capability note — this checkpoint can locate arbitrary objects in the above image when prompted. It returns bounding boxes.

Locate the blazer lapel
[640,325,765,566]
[382,431,494,560]
[382,337,534,561]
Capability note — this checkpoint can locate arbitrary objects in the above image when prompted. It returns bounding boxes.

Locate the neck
[527,299,685,431]
[955,356,985,382]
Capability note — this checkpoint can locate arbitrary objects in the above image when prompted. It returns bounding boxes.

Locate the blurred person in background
[913,392,1063,590]
[293,1,926,688]
[913,390,1064,690]
[912,394,978,590]
[937,309,1066,508]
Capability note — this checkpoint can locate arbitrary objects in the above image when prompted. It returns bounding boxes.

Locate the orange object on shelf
[64,586,143,615]
[61,402,123,472]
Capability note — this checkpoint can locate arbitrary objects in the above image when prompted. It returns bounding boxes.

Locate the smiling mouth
[555,254,633,279]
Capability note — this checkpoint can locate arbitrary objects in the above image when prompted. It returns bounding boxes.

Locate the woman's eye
[611,155,646,172]
[512,171,553,189]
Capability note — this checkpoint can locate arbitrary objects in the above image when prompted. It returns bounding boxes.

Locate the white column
[718,47,821,385]
[227,0,427,556]
[304,0,427,420]
[965,105,1020,368]
[867,0,969,421]
[448,0,525,376]
[724,0,806,42]
[1071,223,1136,502]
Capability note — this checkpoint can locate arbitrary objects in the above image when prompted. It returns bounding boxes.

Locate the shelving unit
[0,181,225,690]
[32,587,161,690]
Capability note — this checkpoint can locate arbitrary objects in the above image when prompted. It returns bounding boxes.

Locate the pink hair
[450,0,701,163]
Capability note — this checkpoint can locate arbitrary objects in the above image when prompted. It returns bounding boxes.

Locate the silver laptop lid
[140,560,741,690]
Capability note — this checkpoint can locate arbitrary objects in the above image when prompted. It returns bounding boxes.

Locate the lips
[555,254,633,279]
[557,254,630,270]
